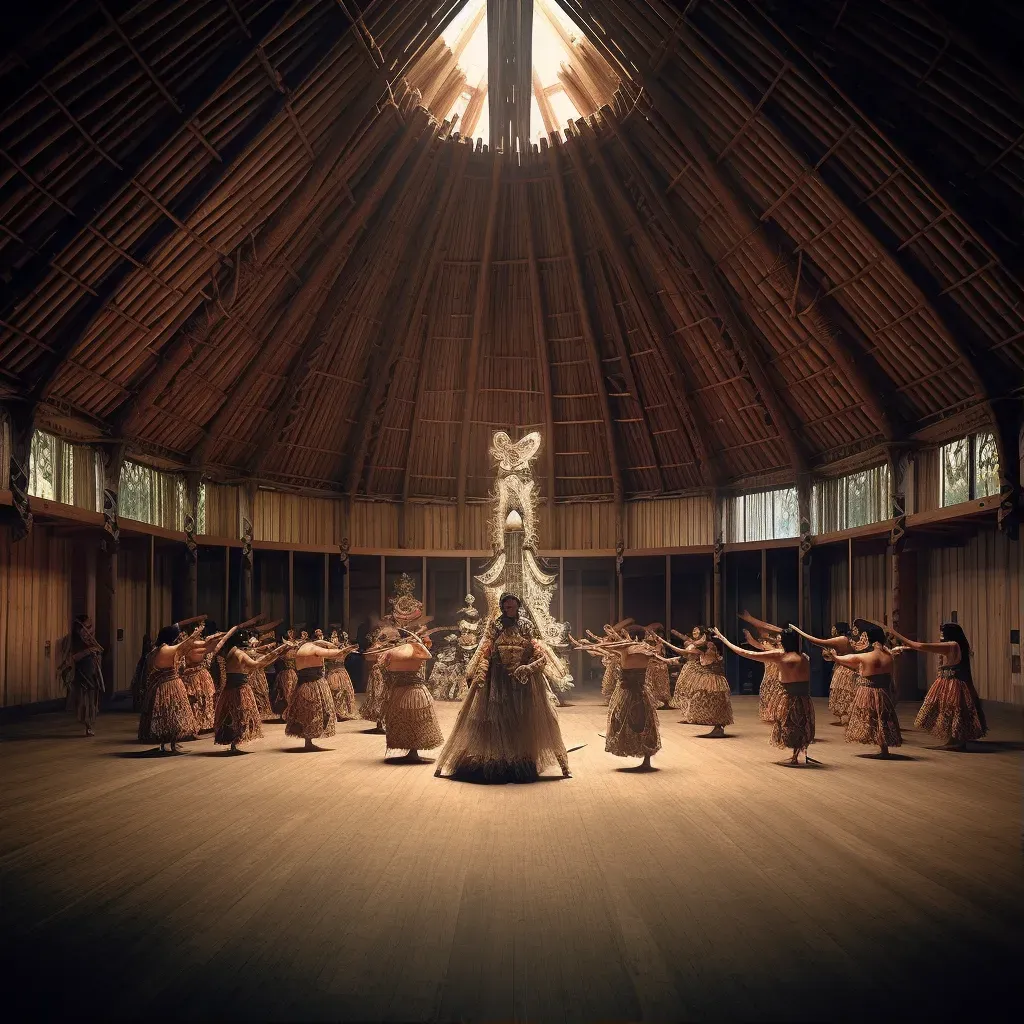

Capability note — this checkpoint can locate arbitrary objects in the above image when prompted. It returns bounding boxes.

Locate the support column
[797,473,813,631]
[182,470,201,619]
[97,443,125,695]
[995,401,1024,540]
[4,402,35,541]
[239,480,257,620]
[887,445,915,699]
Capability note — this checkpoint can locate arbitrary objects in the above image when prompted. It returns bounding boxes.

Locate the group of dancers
[64,593,988,780]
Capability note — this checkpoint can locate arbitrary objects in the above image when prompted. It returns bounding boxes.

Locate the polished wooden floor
[1,692,1021,1022]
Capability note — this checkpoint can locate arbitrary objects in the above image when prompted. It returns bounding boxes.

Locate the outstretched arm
[789,624,843,650]
[713,627,775,663]
[822,648,863,669]
[872,620,957,657]
[739,609,782,635]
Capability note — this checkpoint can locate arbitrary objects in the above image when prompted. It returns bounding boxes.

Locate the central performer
[434,593,572,783]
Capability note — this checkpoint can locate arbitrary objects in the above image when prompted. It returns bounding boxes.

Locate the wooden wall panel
[626,496,715,549]
[0,527,73,707]
[403,503,490,550]
[203,483,238,539]
[350,500,399,549]
[116,540,150,691]
[914,448,940,514]
[254,492,347,546]
[556,502,618,549]
[152,548,175,633]
[917,526,1022,704]
[851,551,890,626]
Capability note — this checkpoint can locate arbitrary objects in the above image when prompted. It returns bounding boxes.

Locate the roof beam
[600,105,808,478]
[398,145,472,505]
[523,186,562,506]
[115,70,393,439]
[3,1,294,330]
[455,151,504,532]
[191,108,429,469]
[254,124,440,482]
[563,123,719,487]
[545,135,624,511]
[30,10,352,405]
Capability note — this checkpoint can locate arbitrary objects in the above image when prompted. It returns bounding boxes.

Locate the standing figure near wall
[325,630,359,720]
[129,634,152,713]
[180,619,218,733]
[369,630,444,763]
[790,622,859,725]
[285,633,349,751]
[58,614,105,737]
[139,623,206,753]
[715,627,816,766]
[435,593,571,783]
[215,631,287,753]
[887,621,987,750]
[664,634,733,737]
[822,624,903,758]
[245,633,275,722]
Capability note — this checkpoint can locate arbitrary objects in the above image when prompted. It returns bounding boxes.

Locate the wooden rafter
[564,123,719,486]
[545,135,624,511]
[456,152,504,531]
[600,105,809,478]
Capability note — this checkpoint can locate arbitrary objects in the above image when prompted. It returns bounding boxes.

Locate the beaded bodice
[493,627,533,672]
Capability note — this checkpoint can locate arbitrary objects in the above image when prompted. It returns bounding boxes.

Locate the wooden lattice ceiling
[1,0,1022,504]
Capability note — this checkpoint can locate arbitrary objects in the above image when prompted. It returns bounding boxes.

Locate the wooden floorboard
[1,694,1022,1021]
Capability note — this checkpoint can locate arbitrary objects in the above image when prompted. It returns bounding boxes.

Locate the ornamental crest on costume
[388,573,425,628]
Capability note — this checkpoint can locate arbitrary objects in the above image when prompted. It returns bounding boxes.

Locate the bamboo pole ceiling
[1,0,1022,501]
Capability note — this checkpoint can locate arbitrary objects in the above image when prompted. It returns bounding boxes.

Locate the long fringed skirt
[846,684,902,748]
[671,659,697,716]
[828,664,859,723]
[385,674,444,752]
[214,679,263,747]
[249,668,275,722]
[139,673,198,744]
[67,681,101,727]
[285,674,337,740]
[646,660,671,707]
[605,670,661,759]
[360,662,388,725]
[600,661,618,704]
[759,661,785,723]
[686,663,734,727]
[326,663,358,721]
[435,670,569,783]
[274,666,298,717]
[430,661,467,701]
[770,689,815,753]
[182,665,217,732]
[915,670,987,744]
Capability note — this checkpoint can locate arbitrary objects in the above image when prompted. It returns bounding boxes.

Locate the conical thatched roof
[2,0,1021,504]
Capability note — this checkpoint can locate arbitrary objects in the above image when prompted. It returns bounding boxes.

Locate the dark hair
[780,627,800,653]
[221,628,255,656]
[156,624,181,647]
[704,636,722,656]
[204,620,218,635]
[940,622,972,680]
[74,613,90,625]
[833,621,851,637]
[863,624,887,647]
[499,593,521,608]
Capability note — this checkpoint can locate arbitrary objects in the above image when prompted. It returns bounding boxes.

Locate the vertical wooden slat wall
[0,528,73,706]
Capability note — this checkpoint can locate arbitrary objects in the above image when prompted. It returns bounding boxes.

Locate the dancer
[663,634,733,737]
[325,629,359,720]
[668,626,705,717]
[428,634,467,700]
[58,614,105,736]
[821,624,902,757]
[579,630,661,770]
[360,642,388,732]
[790,622,860,725]
[370,629,444,763]
[640,625,672,709]
[714,627,815,766]
[885,620,987,750]
[285,632,348,751]
[739,611,785,722]
[272,628,299,719]
[215,630,287,753]
[434,593,571,782]
[138,623,206,752]
[180,620,222,732]
[245,632,276,721]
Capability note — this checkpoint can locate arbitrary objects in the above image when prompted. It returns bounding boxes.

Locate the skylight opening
[431,0,613,148]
